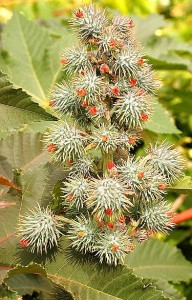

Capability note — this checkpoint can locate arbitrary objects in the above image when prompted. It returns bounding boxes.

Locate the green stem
[55,215,75,225]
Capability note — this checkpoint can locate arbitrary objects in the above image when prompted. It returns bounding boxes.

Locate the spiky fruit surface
[22,3,184,266]
[18,205,62,254]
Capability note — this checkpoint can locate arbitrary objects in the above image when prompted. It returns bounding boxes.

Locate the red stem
[172,208,192,224]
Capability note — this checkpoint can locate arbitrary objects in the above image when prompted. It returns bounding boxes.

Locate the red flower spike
[100,64,110,74]
[107,221,114,229]
[141,113,148,121]
[138,172,144,179]
[75,9,84,18]
[81,100,88,108]
[60,58,68,65]
[105,208,113,216]
[138,58,144,66]
[108,39,117,48]
[67,194,74,201]
[158,183,166,190]
[20,239,29,247]
[112,86,120,95]
[97,221,104,228]
[128,19,134,28]
[107,161,115,170]
[118,216,126,223]
[102,135,108,142]
[48,144,57,152]
[77,89,87,97]
[49,101,55,107]
[68,159,73,165]
[111,244,119,252]
[89,106,97,115]
[129,78,137,87]
[128,137,136,144]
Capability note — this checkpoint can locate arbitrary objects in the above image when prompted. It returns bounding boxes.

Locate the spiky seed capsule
[87,177,131,218]
[139,201,174,234]
[146,142,184,182]
[18,205,62,254]
[68,215,96,253]
[95,230,130,265]
[44,122,85,162]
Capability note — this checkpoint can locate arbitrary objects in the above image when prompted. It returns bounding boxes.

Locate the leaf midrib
[15,13,45,103]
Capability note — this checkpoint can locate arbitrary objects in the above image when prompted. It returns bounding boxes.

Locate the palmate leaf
[0,12,74,108]
[144,98,181,134]
[125,239,192,282]
[0,72,56,135]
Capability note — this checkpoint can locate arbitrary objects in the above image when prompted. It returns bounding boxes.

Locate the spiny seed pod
[113,90,152,129]
[113,47,142,77]
[71,4,108,42]
[112,16,134,35]
[86,177,132,218]
[139,201,174,234]
[146,142,184,182]
[136,66,160,94]
[44,122,86,162]
[68,215,96,253]
[98,26,122,53]
[18,205,62,254]
[49,81,78,115]
[91,123,121,153]
[69,156,94,177]
[75,72,105,105]
[60,46,92,74]
[62,176,89,210]
[95,230,132,265]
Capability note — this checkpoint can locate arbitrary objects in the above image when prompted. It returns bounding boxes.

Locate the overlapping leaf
[125,239,192,282]
[0,12,74,107]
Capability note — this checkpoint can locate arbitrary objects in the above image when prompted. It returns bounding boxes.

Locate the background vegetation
[0,0,191,299]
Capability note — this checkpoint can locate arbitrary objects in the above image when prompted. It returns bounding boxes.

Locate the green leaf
[4,264,54,298]
[45,240,166,300]
[168,176,192,194]
[0,12,74,107]
[0,131,50,172]
[144,99,181,134]
[0,72,56,135]
[125,239,192,282]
